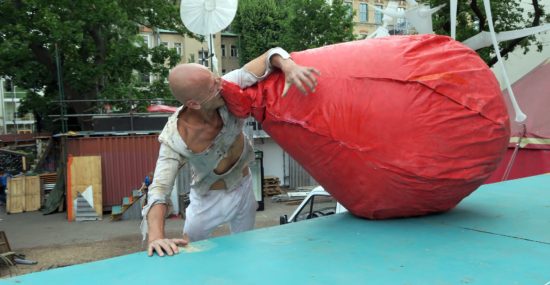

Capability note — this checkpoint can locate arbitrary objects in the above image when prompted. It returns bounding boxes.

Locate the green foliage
[18,91,59,132]
[232,0,286,65]
[0,0,188,131]
[281,0,355,51]
[426,0,548,66]
[232,0,354,65]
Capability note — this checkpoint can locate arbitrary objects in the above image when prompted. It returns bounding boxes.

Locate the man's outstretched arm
[228,47,320,95]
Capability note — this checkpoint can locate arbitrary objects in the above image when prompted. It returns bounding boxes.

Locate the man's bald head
[168,63,212,105]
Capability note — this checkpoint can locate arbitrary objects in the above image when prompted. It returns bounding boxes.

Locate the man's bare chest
[177,120,221,153]
[177,116,245,176]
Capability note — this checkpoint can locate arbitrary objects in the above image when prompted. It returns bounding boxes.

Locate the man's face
[168,64,226,109]
[198,73,224,108]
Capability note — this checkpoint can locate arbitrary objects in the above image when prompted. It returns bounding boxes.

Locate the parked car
[280,186,347,225]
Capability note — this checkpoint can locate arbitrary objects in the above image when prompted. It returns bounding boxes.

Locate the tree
[427,0,549,66]
[232,0,286,65]
[17,92,56,133]
[280,0,355,51]
[232,0,355,65]
[0,0,189,131]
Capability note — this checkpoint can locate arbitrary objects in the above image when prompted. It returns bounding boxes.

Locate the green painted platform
[3,175,549,284]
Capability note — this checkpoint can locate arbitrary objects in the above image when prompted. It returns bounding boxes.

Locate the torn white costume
[141,48,290,241]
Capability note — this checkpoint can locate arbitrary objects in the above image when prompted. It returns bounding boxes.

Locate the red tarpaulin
[487,59,550,183]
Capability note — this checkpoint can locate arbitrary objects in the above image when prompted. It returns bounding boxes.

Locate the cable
[502,124,527,181]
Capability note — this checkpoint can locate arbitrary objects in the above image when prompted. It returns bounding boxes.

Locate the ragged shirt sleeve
[222,68,262,89]
[140,143,186,240]
[222,47,291,89]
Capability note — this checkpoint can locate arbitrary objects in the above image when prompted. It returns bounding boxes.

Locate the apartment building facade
[220,30,240,74]
[0,78,35,134]
[344,0,411,38]
[139,26,240,77]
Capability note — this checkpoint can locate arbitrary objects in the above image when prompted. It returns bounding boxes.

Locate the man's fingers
[171,239,187,254]
[304,68,320,91]
[153,243,165,257]
[298,73,316,93]
[159,240,175,256]
[282,66,320,97]
[292,79,307,95]
[173,238,188,246]
[304,70,319,88]
[309,67,321,76]
[147,245,154,257]
[282,82,291,97]
[170,242,179,254]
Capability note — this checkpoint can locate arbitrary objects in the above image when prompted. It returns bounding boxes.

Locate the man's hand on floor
[147,236,189,257]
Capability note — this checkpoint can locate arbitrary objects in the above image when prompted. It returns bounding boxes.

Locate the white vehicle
[279,186,347,225]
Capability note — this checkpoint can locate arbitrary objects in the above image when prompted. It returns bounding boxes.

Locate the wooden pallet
[6,176,41,213]
[263,176,283,196]
[264,186,283,196]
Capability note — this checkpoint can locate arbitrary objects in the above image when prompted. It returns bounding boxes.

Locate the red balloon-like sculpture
[222,35,510,219]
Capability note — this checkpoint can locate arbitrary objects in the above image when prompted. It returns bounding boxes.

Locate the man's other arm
[143,144,187,256]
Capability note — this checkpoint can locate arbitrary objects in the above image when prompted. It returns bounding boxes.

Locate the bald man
[142,48,320,256]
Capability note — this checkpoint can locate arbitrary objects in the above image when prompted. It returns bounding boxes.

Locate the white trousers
[183,175,257,242]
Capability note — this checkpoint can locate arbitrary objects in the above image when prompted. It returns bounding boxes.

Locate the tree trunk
[64,87,95,131]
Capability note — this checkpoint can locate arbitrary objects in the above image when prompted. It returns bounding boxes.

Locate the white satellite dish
[180,0,238,74]
[180,0,238,36]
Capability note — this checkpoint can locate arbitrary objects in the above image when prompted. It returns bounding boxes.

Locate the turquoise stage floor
[3,175,549,284]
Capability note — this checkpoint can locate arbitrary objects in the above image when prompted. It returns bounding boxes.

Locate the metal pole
[12,80,17,133]
[55,44,68,133]
[200,46,205,66]
[0,78,6,134]
[130,100,134,131]
[55,44,68,209]
[209,34,214,72]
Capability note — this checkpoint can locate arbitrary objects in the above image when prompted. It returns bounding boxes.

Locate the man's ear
[186,99,201,110]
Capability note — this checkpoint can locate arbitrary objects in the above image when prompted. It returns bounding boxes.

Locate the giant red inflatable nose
[222,35,510,219]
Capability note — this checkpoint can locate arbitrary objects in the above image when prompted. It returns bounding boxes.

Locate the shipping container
[66,135,160,208]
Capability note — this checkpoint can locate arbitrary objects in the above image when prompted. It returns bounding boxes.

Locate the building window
[141,34,151,48]
[174,43,182,55]
[230,45,238,57]
[198,50,209,67]
[396,7,406,28]
[221,44,226,57]
[160,41,168,47]
[344,1,353,18]
[359,3,368,23]
[375,5,383,24]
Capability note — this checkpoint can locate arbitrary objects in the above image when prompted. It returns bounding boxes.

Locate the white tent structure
[373,0,444,36]
[385,0,549,124]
